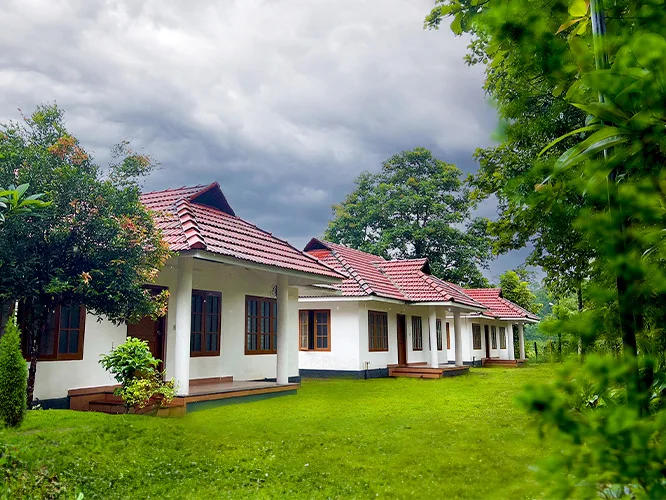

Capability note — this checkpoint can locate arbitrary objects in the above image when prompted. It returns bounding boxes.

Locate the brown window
[246,296,277,354]
[21,304,86,361]
[472,323,482,350]
[435,319,443,351]
[299,310,331,351]
[191,290,221,356]
[446,322,451,350]
[412,316,423,351]
[500,326,507,349]
[368,310,388,351]
[491,325,497,349]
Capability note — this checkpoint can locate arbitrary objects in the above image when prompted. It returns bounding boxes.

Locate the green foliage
[0,184,50,225]
[519,356,666,498]
[99,337,159,386]
[99,337,175,411]
[116,375,176,410]
[326,147,492,286]
[427,0,666,495]
[0,104,171,404]
[0,367,557,498]
[498,270,542,314]
[0,444,71,499]
[0,319,27,427]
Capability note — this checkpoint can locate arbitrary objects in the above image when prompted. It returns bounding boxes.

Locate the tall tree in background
[326,147,492,286]
[0,105,171,405]
[498,269,542,315]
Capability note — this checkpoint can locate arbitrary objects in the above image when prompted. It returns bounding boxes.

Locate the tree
[326,147,492,286]
[0,105,171,405]
[499,269,542,315]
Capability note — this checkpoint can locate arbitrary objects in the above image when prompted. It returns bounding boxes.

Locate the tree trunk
[25,302,48,408]
[577,284,584,358]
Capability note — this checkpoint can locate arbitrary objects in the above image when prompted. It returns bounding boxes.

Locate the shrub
[0,318,27,427]
[99,337,176,412]
[99,336,158,386]
[116,374,176,409]
[518,355,666,498]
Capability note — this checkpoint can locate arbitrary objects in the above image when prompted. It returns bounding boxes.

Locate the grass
[0,365,557,499]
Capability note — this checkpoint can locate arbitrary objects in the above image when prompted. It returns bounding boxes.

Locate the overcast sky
[1,0,532,281]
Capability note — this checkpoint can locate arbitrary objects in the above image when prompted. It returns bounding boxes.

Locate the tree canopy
[498,269,542,315]
[0,104,171,404]
[325,147,491,286]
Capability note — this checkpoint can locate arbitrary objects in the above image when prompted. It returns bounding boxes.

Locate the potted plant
[99,337,176,415]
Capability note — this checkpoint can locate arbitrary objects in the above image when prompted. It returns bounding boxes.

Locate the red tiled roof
[464,288,539,321]
[141,183,344,279]
[302,239,486,308]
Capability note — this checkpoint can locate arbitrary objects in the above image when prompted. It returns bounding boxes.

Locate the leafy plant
[518,356,666,498]
[116,374,176,410]
[0,184,50,225]
[0,319,27,427]
[99,337,158,386]
[99,337,175,412]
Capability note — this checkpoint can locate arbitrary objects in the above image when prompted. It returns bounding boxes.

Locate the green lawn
[1,365,556,499]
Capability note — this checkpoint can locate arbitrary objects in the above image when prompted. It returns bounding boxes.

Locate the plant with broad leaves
[0,184,50,224]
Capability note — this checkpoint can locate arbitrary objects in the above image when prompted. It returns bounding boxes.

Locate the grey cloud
[0,0,532,279]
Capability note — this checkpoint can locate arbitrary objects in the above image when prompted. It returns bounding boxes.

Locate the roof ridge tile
[175,199,206,250]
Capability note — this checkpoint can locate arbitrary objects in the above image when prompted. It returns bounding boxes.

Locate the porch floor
[482,359,527,367]
[68,379,299,416]
[388,362,469,379]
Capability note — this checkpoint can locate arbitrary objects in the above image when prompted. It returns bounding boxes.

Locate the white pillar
[276,274,289,384]
[428,306,438,368]
[518,322,526,360]
[453,309,463,366]
[174,256,193,396]
[508,324,515,360]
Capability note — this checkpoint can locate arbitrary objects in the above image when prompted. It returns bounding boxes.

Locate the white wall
[33,257,302,401]
[459,317,515,362]
[298,300,457,371]
[32,313,127,401]
[298,301,360,371]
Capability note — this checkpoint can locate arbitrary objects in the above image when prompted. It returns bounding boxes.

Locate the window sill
[190,352,221,357]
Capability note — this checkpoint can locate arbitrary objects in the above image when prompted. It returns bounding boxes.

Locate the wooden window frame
[411,316,423,351]
[435,319,443,351]
[491,325,498,349]
[446,322,451,350]
[190,290,222,357]
[21,304,86,361]
[368,310,389,352]
[298,309,331,351]
[472,323,482,350]
[499,326,507,349]
[245,295,277,355]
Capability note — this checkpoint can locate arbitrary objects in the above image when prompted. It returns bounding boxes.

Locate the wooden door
[397,314,407,365]
[127,315,166,371]
[484,325,490,358]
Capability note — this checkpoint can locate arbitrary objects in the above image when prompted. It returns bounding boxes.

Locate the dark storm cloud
[0,0,531,277]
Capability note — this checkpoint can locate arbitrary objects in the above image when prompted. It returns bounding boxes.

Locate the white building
[298,240,539,378]
[25,184,344,412]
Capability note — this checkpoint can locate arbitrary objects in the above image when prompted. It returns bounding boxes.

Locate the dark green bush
[0,319,27,427]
